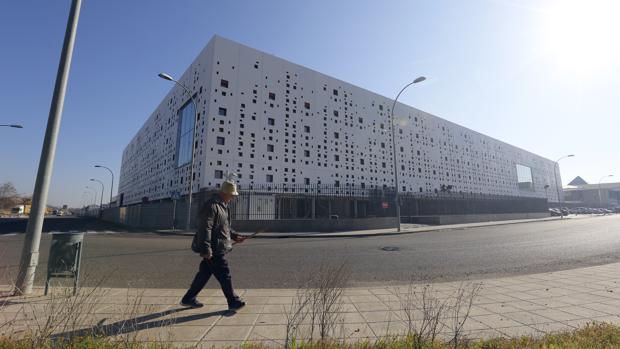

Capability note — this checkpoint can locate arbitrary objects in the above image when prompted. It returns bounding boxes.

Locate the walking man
[181,180,247,310]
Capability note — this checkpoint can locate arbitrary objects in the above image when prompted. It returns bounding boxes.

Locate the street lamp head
[94,165,101,168]
[413,76,426,84]
[158,72,174,81]
[10,125,23,128]
[89,178,95,181]
[567,154,575,157]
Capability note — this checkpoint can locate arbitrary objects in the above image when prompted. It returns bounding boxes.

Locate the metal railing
[228,184,548,220]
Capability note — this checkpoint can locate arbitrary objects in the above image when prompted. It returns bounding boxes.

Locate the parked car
[549,208,562,216]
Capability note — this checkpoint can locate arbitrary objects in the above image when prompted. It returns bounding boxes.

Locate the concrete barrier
[233,217,398,233]
[407,212,549,225]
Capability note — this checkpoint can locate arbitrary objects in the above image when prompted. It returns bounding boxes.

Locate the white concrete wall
[119,35,562,206]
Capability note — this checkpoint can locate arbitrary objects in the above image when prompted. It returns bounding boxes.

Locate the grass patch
[2,322,620,348]
[0,335,174,349]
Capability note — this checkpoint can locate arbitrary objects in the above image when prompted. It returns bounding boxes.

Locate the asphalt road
[1,215,619,289]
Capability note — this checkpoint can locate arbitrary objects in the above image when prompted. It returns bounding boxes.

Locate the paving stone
[557,305,608,318]
[217,313,259,326]
[479,302,522,314]
[473,314,524,329]
[202,325,253,341]
[498,325,540,338]
[530,308,581,322]
[502,311,555,325]
[247,324,287,341]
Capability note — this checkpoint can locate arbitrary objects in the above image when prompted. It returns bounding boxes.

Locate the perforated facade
[118,35,562,206]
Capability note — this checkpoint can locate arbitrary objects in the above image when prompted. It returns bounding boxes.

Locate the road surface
[1,215,619,289]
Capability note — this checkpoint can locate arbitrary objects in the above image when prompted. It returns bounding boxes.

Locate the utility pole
[15,0,82,295]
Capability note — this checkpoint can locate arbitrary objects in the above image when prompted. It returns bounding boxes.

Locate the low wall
[406,212,550,225]
[233,217,398,233]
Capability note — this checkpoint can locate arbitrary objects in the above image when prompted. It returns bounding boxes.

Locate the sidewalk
[3,261,620,348]
[155,216,573,238]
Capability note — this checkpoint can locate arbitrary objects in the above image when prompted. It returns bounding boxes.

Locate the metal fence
[228,184,548,220]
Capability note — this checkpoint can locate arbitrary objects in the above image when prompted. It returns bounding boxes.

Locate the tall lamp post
[553,154,574,218]
[598,174,614,208]
[15,0,82,295]
[158,72,199,231]
[0,124,24,128]
[85,186,97,215]
[89,179,104,217]
[94,165,114,205]
[390,76,426,232]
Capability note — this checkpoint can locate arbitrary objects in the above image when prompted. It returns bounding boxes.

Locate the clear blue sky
[1,0,618,207]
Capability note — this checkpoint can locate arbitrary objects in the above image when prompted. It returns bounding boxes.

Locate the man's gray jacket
[191,194,238,256]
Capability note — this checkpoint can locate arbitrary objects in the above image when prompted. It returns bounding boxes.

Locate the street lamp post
[89,179,104,217]
[553,154,574,218]
[598,174,614,208]
[390,76,426,232]
[15,0,82,295]
[0,124,24,128]
[544,184,550,205]
[94,165,114,205]
[85,186,97,215]
[158,72,199,231]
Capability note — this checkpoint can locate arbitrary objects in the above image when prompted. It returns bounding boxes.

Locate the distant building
[567,176,588,186]
[564,177,620,208]
[118,35,562,207]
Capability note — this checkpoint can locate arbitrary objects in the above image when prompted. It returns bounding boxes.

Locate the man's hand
[200,248,213,260]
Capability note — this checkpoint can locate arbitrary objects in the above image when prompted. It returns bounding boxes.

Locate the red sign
[381,202,389,209]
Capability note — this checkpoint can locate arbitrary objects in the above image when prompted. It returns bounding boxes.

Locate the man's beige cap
[220,180,239,196]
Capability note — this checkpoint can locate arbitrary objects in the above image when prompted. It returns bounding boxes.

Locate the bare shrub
[391,280,481,349]
[284,260,351,347]
[447,282,482,349]
[20,272,111,345]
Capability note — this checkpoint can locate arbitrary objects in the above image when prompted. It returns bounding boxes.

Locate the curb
[154,216,577,239]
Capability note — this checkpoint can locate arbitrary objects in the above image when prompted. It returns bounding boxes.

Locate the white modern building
[118,35,562,206]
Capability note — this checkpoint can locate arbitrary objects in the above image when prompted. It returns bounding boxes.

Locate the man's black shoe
[180,299,204,308]
[228,299,246,310]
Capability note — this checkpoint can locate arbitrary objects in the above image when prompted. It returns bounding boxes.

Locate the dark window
[333,89,338,96]
[176,101,195,167]
[334,132,339,139]
[304,150,310,157]
[216,137,225,145]
[214,170,223,179]
[304,125,310,133]
[333,110,339,117]
[220,79,229,88]
[267,144,274,152]
[268,92,276,100]
[266,174,273,182]
[305,178,310,185]
[268,118,275,126]
[304,102,310,109]
[218,107,227,116]
[334,154,340,161]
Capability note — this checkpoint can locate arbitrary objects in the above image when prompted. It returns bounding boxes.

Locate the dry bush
[446,282,481,349]
[391,280,481,349]
[284,260,351,348]
[0,268,178,348]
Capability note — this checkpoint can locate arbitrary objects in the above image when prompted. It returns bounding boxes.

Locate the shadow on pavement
[50,307,229,339]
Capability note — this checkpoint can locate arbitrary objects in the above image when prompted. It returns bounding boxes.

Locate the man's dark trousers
[182,255,236,304]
